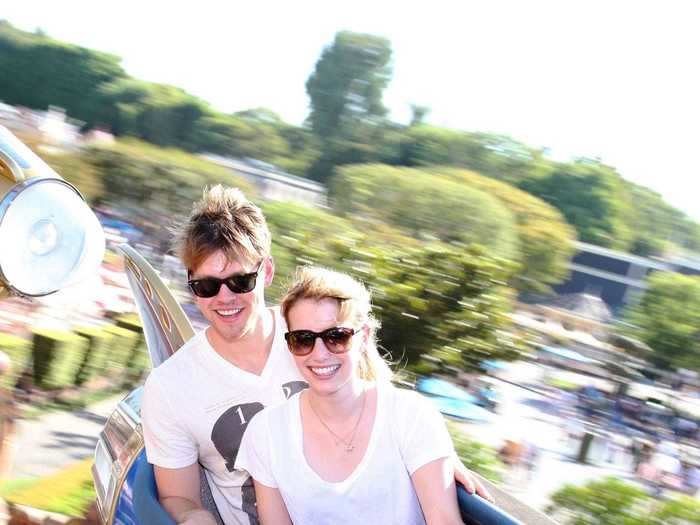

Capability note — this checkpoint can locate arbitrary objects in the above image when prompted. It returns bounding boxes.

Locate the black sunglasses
[188,261,264,298]
[284,327,358,356]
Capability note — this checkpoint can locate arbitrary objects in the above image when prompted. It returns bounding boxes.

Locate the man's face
[190,250,273,347]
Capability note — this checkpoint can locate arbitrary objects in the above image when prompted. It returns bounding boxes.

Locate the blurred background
[0,1,699,523]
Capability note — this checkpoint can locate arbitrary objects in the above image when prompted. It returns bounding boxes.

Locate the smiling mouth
[214,307,243,318]
[309,364,341,377]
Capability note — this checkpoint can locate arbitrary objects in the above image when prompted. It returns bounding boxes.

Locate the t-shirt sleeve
[396,390,455,475]
[235,409,277,488]
[142,371,198,469]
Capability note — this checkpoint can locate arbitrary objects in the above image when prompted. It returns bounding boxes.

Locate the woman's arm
[253,479,293,525]
[412,457,463,525]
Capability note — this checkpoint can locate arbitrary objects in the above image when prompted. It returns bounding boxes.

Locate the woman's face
[286,297,365,397]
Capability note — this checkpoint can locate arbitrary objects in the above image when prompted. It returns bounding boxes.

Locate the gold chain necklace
[307,389,367,453]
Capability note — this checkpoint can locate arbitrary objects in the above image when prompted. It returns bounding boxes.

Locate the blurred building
[555,241,700,314]
[0,102,83,151]
[201,154,327,206]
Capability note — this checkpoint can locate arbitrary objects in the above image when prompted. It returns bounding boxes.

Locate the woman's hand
[453,453,495,503]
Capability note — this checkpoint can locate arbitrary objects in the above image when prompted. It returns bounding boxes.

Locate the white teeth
[216,308,242,316]
[310,365,340,376]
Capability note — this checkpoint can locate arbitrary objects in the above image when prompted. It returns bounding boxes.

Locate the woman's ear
[361,324,370,349]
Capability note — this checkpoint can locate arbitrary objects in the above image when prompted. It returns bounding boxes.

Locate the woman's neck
[307,379,370,423]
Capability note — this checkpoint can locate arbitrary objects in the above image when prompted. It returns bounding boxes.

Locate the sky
[4,0,699,219]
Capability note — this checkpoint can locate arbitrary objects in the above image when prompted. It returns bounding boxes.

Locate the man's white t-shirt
[235,383,454,525]
[142,307,306,525]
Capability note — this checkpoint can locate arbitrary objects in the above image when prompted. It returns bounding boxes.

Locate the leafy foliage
[428,166,577,293]
[306,31,392,139]
[518,159,633,250]
[305,31,393,181]
[330,164,519,261]
[265,202,521,370]
[0,20,125,127]
[548,477,700,525]
[0,458,95,517]
[83,138,255,217]
[548,477,651,525]
[622,272,700,371]
[448,422,504,482]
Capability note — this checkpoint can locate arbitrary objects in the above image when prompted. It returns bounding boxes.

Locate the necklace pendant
[345,444,354,453]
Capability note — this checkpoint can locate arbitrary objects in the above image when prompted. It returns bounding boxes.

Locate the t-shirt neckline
[293,383,384,488]
[202,307,284,383]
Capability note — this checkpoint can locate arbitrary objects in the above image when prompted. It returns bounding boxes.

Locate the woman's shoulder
[382,384,435,417]
[252,393,301,430]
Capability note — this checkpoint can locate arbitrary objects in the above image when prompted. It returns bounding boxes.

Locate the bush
[0,457,95,516]
[74,326,114,385]
[0,333,30,389]
[547,477,700,525]
[447,422,504,483]
[102,324,140,373]
[31,330,88,389]
[114,315,149,376]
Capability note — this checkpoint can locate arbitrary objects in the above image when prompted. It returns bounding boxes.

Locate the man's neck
[206,307,275,375]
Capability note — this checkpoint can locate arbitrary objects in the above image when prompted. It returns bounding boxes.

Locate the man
[142,186,488,525]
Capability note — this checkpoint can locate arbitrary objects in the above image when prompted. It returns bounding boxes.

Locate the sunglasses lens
[285,328,356,356]
[226,274,257,294]
[191,279,221,298]
[287,331,316,355]
[322,328,354,350]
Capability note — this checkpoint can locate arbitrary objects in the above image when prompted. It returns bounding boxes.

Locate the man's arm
[253,479,292,525]
[412,457,463,525]
[154,463,217,525]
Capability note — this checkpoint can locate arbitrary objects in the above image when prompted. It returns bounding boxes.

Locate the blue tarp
[540,346,593,364]
[416,377,492,423]
[417,377,476,403]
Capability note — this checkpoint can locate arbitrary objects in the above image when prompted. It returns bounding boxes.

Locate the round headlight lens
[0,178,105,296]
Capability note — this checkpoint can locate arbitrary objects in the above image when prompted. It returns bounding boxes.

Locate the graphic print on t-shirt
[282,380,308,399]
[211,402,265,472]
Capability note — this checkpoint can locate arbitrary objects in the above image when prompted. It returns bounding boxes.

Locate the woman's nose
[311,336,332,357]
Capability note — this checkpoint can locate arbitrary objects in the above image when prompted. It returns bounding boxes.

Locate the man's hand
[179,508,219,525]
[453,454,495,503]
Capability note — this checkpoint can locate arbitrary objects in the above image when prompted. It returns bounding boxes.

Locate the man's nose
[215,282,236,299]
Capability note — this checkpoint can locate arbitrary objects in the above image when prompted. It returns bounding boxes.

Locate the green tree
[519,159,633,250]
[430,167,577,293]
[265,202,521,370]
[330,164,519,261]
[620,180,700,257]
[306,31,393,181]
[448,422,504,483]
[547,477,651,525]
[44,151,104,204]
[306,31,392,139]
[263,201,364,302]
[369,243,522,371]
[548,477,700,525]
[83,139,255,221]
[96,79,209,149]
[0,21,126,127]
[622,272,700,371]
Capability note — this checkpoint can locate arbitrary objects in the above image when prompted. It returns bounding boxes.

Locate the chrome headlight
[0,125,105,297]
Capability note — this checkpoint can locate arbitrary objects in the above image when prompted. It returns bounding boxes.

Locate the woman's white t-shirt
[235,384,454,525]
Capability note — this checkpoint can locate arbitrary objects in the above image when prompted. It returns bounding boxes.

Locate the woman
[236,266,463,524]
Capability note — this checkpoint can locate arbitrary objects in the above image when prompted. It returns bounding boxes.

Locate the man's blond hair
[280,266,393,382]
[174,185,271,273]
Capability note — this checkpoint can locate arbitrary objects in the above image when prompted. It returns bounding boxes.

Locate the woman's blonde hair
[280,266,392,382]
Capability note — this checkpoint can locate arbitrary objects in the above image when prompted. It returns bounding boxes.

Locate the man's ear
[263,256,275,287]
